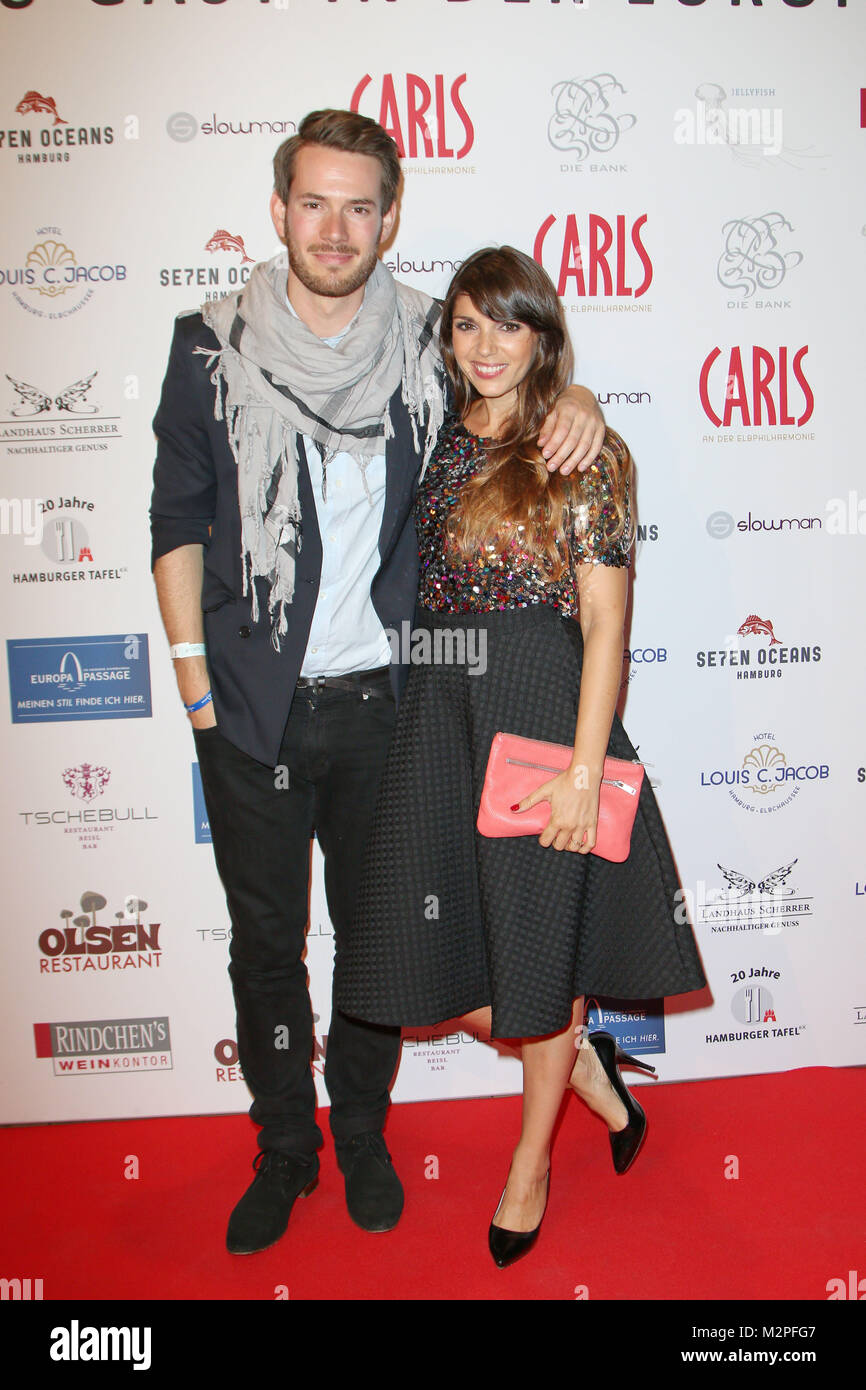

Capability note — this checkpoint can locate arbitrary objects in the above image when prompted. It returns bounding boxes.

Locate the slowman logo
[166,111,296,143]
[549,74,636,169]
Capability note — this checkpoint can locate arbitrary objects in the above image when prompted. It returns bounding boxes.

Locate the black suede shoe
[226,1150,319,1255]
[336,1132,404,1233]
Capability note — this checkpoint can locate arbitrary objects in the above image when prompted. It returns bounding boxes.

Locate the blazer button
[239,626,250,639]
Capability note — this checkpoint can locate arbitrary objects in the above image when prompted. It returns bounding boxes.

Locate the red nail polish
[510,803,520,812]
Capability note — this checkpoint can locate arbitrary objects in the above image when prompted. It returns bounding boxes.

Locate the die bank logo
[350,74,474,160]
[533,214,652,300]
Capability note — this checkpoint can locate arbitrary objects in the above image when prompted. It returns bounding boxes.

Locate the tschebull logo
[62,762,110,802]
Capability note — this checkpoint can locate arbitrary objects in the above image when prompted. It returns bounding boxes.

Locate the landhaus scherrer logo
[38,892,161,975]
[1,370,122,456]
[679,856,814,936]
[34,1016,172,1075]
[159,228,257,300]
[3,91,114,165]
[2,227,127,319]
[695,614,821,681]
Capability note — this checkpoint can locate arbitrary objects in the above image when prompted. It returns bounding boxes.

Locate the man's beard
[286,229,380,299]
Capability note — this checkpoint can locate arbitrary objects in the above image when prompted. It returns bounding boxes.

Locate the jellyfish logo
[717,213,803,298]
[548,74,636,159]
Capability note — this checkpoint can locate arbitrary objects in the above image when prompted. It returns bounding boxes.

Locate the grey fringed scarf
[195,251,443,649]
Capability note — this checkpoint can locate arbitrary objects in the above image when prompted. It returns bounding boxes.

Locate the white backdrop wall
[1,0,863,1126]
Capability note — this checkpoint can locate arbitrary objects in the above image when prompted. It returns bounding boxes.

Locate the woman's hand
[537,385,606,477]
[512,766,601,853]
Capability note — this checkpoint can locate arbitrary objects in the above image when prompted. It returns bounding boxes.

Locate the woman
[334,246,706,1267]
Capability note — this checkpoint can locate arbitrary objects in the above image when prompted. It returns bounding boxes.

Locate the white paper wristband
[170,643,207,660]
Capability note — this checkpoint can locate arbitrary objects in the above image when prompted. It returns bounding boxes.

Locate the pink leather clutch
[476,731,645,862]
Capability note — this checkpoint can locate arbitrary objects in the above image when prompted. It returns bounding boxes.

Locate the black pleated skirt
[334,603,706,1039]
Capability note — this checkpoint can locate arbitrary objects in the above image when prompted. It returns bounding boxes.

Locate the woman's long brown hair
[440,246,631,579]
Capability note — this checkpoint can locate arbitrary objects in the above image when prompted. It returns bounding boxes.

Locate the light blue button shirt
[288,295,392,677]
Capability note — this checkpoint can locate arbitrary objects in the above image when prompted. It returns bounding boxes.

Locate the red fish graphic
[205,230,254,264]
[16,91,68,126]
[738,614,781,645]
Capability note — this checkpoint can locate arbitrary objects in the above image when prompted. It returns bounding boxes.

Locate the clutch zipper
[504,756,638,795]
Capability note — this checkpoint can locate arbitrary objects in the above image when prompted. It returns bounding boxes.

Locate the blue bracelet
[184,690,213,713]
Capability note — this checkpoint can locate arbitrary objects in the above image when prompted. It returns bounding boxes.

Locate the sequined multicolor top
[415,418,631,615]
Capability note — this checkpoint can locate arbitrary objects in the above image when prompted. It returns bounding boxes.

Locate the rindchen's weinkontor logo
[548,74,636,168]
[700,731,829,815]
[699,344,813,426]
[2,228,127,318]
[695,614,821,680]
[159,229,257,298]
[533,213,652,307]
[350,74,474,161]
[3,91,114,164]
[38,892,161,974]
[717,212,803,302]
[34,1017,172,1075]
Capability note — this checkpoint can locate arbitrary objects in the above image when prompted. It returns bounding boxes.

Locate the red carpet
[1,1065,863,1302]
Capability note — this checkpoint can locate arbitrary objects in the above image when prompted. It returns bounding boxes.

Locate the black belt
[295,666,391,697]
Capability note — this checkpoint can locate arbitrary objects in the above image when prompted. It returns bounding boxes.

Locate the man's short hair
[273,109,401,213]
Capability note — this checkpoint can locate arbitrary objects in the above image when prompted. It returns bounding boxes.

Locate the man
[150,108,605,1255]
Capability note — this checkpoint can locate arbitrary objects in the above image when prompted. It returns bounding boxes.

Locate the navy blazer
[150,312,430,767]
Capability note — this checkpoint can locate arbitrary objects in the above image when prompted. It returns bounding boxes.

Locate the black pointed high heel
[587,1030,657,1175]
[488,1171,550,1269]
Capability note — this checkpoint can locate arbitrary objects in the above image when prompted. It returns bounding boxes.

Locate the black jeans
[193,669,401,1157]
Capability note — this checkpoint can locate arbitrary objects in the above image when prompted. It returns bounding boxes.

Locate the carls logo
[16,91,67,126]
[699,345,814,427]
[204,229,254,264]
[350,74,474,160]
[533,213,652,298]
